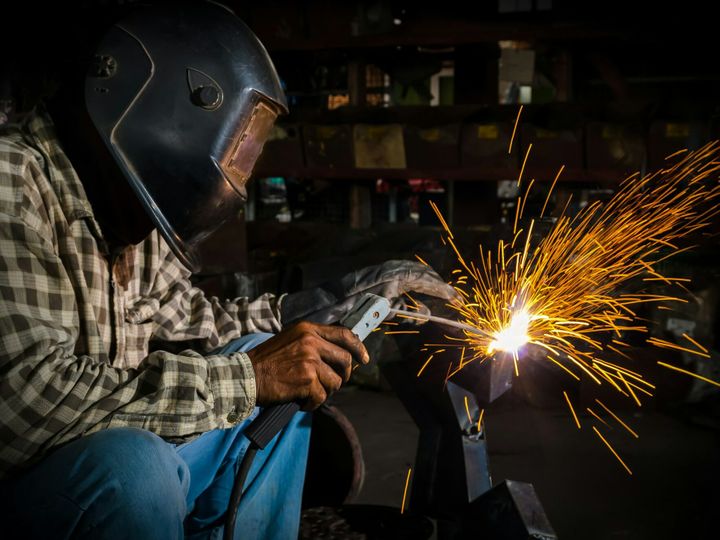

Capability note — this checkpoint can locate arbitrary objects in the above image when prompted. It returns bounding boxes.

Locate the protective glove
[280,260,457,326]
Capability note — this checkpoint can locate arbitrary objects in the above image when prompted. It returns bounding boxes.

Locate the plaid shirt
[0,110,282,478]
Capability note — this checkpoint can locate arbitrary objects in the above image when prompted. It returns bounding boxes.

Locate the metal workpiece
[462,480,557,540]
[445,382,492,501]
[452,355,515,406]
[381,362,493,522]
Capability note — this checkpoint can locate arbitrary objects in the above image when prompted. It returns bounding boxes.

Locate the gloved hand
[280,260,457,326]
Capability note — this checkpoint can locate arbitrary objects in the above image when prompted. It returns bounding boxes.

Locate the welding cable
[224,446,258,540]
[223,402,300,540]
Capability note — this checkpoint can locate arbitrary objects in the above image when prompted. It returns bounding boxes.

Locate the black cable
[223,402,300,540]
[224,446,258,540]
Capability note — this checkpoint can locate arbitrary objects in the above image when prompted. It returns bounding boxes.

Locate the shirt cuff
[207,351,257,426]
[276,293,288,327]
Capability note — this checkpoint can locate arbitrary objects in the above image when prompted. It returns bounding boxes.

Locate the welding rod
[389,308,493,338]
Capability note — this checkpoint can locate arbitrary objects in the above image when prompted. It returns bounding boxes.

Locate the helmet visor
[219,97,277,193]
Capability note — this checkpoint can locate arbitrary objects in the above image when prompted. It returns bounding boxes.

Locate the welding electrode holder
[223,294,391,540]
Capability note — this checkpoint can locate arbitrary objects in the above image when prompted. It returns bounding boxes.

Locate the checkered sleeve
[0,210,256,476]
[146,239,283,352]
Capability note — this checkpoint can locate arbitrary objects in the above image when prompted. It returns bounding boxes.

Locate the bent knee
[72,428,189,513]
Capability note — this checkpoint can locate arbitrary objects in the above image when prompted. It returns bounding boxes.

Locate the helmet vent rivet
[187,68,223,111]
[191,85,221,110]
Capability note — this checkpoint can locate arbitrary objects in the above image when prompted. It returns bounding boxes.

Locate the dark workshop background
[2,1,719,539]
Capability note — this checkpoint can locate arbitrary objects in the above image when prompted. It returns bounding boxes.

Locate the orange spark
[517,143,533,187]
[595,399,639,438]
[476,408,485,432]
[563,391,581,429]
[647,337,711,358]
[508,105,523,154]
[587,407,610,427]
[657,361,720,388]
[463,396,473,424]
[416,355,434,377]
[593,426,633,475]
[401,467,412,514]
[682,333,709,354]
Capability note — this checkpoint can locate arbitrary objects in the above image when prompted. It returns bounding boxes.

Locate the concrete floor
[331,384,720,539]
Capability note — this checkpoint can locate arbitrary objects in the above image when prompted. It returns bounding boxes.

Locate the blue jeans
[0,333,311,540]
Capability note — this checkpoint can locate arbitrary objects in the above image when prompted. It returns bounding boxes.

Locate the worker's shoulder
[0,130,46,186]
[0,130,34,174]
[0,130,52,217]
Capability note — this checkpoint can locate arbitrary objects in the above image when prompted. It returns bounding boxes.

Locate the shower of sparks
[418,139,720,471]
[400,467,412,514]
[425,142,720,381]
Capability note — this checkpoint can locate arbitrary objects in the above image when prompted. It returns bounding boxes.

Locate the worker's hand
[246,321,369,410]
[280,260,458,326]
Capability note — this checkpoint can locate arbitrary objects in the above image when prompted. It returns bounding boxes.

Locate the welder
[0,2,454,539]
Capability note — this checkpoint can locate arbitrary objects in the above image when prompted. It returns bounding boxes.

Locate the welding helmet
[85,1,287,272]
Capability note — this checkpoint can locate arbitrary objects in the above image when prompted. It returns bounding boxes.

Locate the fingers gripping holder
[224,294,390,539]
[243,294,389,449]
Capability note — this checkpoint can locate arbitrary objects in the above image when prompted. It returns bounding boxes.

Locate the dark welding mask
[85,1,287,272]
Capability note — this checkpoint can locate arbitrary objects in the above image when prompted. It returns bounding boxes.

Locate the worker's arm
[138,242,373,408]
[143,242,457,351]
[143,237,282,352]
[0,212,257,475]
